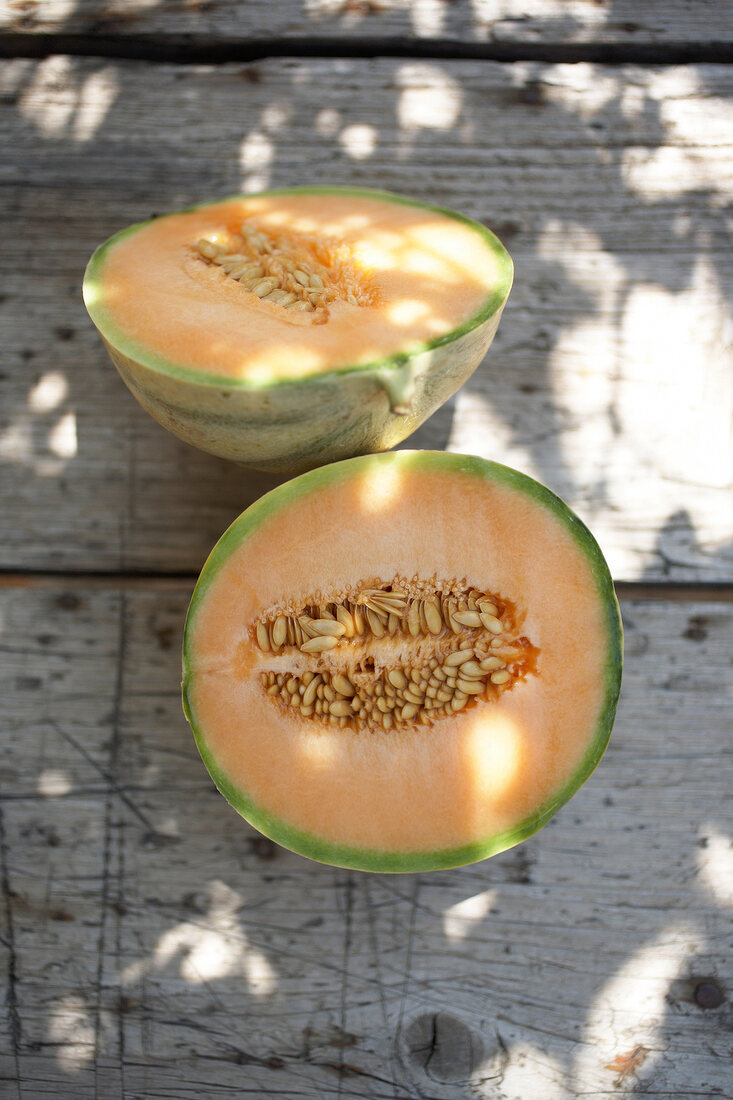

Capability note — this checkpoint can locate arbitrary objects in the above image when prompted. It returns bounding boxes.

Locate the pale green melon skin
[84,188,513,474]
[101,311,503,474]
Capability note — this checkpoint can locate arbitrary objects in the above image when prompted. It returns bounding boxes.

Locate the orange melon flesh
[182,452,622,871]
[90,191,505,382]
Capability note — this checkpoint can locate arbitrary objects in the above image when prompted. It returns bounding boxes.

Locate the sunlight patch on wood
[485,1040,566,1100]
[121,879,277,994]
[511,61,620,115]
[315,107,341,137]
[535,222,732,576]
[72,67,119,144]
[339,122,378,160]
[239,129,274,194]
[28,372,68,413]
[442,889,496,941]
[48,411,78,460]
[397,64,462,132]
[37,768,72,796]
[697,827,733,908]
[47,995,111,1074]
[17,57,118,144]
[574,922,698,1089]
[410,0,446,37]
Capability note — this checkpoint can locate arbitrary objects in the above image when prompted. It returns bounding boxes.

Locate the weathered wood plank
[1,0,732,48]
[1,586,731,1097]
[1,57,731,580]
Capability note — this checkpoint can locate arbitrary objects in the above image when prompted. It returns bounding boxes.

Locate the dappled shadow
[1,0,732,1094]
[1,32,730,575]
[3,570,731,1095]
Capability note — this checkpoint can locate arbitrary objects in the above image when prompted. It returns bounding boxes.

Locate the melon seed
[272,615,287,647]
[480,612,504,634]
[453,610,482,628]
[302,677,320,706]
[444,649,474,668]
[366,607,386,637]
[330,700,353,717]
[332,674,355,697]
[310,619,347,638]
[424,598,443,635]
[457,661,485,679]
[255,578,533,731]
[336,605,355,636]
[456,678,485,695]
[300,636,339,654]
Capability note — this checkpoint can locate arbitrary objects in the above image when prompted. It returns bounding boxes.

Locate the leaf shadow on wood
[5,580,724,1097]
[3,37,731,577]
[1,2,732,1093]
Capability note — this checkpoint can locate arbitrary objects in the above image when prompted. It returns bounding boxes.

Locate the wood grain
[1,0,732,48]
[1,57,730,580]
[1,586,731,1097]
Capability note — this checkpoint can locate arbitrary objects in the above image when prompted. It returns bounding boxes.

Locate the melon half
[82,188,513,473]
[182,451,623,872]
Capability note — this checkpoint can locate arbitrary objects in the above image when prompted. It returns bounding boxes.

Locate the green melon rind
[82,186,514,390]
[182,450,623,873]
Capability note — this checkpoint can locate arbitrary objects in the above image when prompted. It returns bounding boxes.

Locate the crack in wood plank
[336,870,354,1100]
[2,33,733,66]
[92,590,126,1099]
[0,802,22,1099]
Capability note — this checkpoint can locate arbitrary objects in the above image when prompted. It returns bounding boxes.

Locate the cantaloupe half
[182,451,623,872]
[82,188,513,473]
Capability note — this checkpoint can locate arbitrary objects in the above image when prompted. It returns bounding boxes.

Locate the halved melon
[182,451,623,872]
[82,188,513,473]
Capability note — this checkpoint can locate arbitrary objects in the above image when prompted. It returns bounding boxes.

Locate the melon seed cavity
[254,583,537,731]
[194,220,375,324]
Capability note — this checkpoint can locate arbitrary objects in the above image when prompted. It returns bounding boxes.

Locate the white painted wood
[1,58,731,580]
[1,0,731,46]
[0,586,731,1097]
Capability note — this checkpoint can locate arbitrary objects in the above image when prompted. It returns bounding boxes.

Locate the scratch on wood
[396,876,421,1038]
[0,802,22,1099]
[115,814,126,1098]
[364,876,391,1036]
[93,590,127,1099]
[337,870,354,1099]
[47,720,156,832]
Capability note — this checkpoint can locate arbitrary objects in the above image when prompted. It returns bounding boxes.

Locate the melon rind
[182,451,623,872]
[83,188,513,474]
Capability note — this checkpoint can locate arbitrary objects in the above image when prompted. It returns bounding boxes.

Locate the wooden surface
[1,57,731,579]
[1,3,732,1097]
[2,0,733,48]
[1,589,732,1098]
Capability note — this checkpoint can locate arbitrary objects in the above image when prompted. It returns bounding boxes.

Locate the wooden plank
[1,586,732,1096]
[0,57,731,580]
[1,0,732,48]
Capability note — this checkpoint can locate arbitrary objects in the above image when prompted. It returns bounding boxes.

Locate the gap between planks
[0,570,731,603]
[2,32,733,66]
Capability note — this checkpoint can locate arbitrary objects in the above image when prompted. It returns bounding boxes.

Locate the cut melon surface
[83,188,513,472]
[182,451,623,872]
